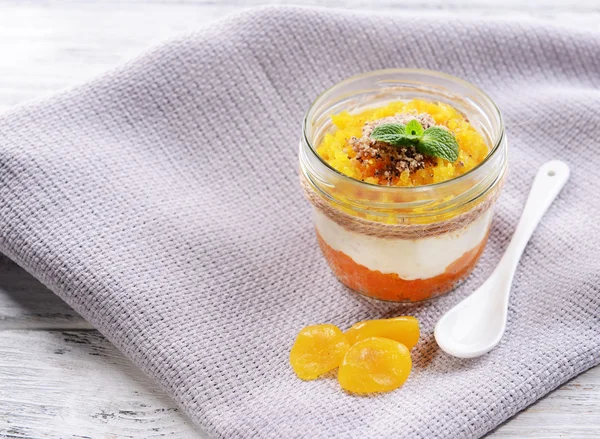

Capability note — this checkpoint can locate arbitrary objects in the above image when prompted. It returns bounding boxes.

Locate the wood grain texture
[0,329,201,439]
[490,367,600,438]
[0,1,598,438]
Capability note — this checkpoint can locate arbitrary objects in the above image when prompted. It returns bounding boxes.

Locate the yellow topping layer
[317,100,489,186]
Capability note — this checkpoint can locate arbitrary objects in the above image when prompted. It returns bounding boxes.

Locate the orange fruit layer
[316,231,489,302]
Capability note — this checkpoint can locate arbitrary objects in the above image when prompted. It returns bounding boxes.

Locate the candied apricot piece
[338,337,412,394]
[290,324,350,380]
[345,316,420,349]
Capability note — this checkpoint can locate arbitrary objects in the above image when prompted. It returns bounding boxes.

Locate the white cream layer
[314,209,493,280]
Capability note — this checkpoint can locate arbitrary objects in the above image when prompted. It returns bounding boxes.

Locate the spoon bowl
[435,269,510,358]
[435,160,570,358]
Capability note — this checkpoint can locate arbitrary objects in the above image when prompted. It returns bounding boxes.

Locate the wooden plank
[0,2,230,113]
[0,330,203,439]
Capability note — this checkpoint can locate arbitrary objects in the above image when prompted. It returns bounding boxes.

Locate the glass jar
[299,69,507,302]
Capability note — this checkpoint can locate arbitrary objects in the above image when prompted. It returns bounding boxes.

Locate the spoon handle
[434,161,570,358]
[500,160,570,274]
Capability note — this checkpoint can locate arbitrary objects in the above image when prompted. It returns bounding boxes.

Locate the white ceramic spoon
[434,160,570,358]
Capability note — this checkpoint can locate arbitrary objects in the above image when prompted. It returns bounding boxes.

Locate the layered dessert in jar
[299,69,507,302]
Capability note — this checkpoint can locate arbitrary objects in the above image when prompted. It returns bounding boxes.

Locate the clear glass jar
[299,69,507,302]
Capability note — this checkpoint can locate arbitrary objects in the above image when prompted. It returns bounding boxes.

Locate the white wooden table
[1,1,599,438]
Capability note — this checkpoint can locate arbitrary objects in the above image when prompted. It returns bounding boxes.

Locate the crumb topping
[349,112,438,184]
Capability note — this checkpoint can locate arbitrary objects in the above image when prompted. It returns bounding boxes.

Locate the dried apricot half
[338,337,412,394]
[290,324,350,380]
[345,316,420,349]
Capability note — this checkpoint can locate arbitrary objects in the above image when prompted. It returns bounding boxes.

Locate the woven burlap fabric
[1,6,599,438]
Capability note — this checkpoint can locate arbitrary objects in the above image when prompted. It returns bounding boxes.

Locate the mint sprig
[370,123,411,145]
[370,119,459,162]
[419,127,459,162]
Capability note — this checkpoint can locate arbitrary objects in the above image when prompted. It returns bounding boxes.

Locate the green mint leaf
[371,123,406,142]
[418,127,459,162]
[403,134,421,142]
[405,119,424,137]
[371,123,421,146]
[374,134,419,146]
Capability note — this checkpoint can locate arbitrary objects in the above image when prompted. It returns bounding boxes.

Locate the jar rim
[302,68,505,194]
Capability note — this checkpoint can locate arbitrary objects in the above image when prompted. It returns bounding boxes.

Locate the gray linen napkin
[1,6,599,438]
